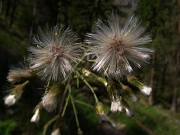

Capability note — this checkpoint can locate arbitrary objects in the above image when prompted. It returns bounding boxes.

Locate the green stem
[71,96,80,128]
[22,80,30,86]
[74,100,94,109]
[78,72,99,103]
[61,94,70,117]
[63,54,86,83]
[67,84,80,128]
[82,68,107,86]
[45,80,51,93]
[42,115,59,135]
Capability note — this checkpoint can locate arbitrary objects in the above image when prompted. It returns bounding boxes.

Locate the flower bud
[4,95,16,106]
[42,83,65,112]
[4,81,29,106]
[30,108,40,123]
[95,102,104,115]
[77,128,83,135]
[140,85,152,96]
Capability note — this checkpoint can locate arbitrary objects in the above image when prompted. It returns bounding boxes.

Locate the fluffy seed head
[42,92,58,112]
[86,13,153,78]
[7,59,37,84]
[28,25,80,81]
[7,68,36,84]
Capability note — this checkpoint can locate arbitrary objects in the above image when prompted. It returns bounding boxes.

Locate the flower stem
[61,94,70,117]
[78,72,99,103]
[70,96,80,128]
[74,100,94,109]
[45,80,51,93]
[22,80,30,86]
[42,115,59,135]
[63,54,86,83]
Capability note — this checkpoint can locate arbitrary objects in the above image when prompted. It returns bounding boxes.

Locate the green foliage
[112,102,180,135]
[0,120,16,135]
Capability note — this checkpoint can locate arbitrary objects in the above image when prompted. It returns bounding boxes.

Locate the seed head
[28,25,80,81]
[86,13,153,78]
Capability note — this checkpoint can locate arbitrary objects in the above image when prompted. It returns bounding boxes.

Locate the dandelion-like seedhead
[86,13,153,78]
[28,25,81,82]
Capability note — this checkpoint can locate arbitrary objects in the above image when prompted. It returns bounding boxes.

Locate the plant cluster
[3,11,153,135]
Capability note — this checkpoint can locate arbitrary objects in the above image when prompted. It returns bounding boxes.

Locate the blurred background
[0,0,180,135]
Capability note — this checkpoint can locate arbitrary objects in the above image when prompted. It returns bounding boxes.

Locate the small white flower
[51,128,60,135]
[42,93,58,112]
[111,100,123,112]
[141,85,152,96]
[30,108,40,123]
[4,95,16,106]
[28,26,80,81]
[86,13,153,78]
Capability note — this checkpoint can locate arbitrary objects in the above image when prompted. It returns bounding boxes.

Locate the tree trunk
[148,53,155,106]
[0,0,4,14]
[170,0,180,111]
[9,0,16,28]
[29,0,37,43]
[5,0,11,17]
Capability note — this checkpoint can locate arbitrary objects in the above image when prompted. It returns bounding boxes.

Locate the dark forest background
[0,0,180,135]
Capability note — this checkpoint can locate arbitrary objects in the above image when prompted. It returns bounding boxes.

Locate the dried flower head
[42,92,58,112]
[28,25,80,81]
[7,68,36,84]
[42,83,65,112]
[7,60,37,84]
[86,13,153,78]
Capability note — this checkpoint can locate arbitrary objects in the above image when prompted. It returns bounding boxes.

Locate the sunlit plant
[3,12,153,135]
